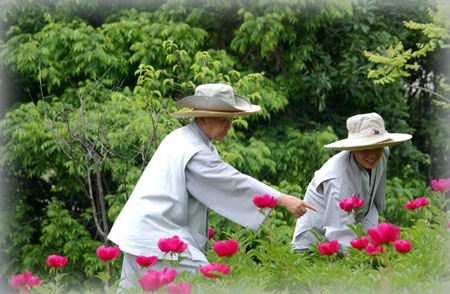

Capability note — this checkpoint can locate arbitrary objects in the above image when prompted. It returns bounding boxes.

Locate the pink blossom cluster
[213,240,239,257]
[9,270,42,292]
[405,197,428,210]
[431,178,450,193]
[199,263,230,278]
[97,245,120,261]
[253,193,277,209]
[45,255,68,268]
[339,194,364,212]
[318,240,339,255]
[158,236,188,254]
[135,255,158,268]
[349,222,412,256]
[138,267,178,292]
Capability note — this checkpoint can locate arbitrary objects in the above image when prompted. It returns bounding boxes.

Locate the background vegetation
[0,0,448,292]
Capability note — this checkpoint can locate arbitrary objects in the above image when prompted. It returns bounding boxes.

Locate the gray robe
[291,147,389,252]
[108,121,280,264]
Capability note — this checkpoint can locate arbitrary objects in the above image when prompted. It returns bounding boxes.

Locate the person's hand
[277,194,318,218]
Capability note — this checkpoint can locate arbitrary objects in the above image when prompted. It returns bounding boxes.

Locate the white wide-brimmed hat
[324,112,412,151]
[169,83,261,118]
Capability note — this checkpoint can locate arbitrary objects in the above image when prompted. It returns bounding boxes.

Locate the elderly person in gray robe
[108,83,317,289]
[291,112,412,254]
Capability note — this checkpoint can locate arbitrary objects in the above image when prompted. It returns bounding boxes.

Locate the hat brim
[324,133,412,151]
[169,105,261,118]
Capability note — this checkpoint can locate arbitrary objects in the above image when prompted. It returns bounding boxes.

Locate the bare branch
[406,82,450,103]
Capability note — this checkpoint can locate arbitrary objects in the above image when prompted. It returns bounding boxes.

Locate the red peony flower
[45,255,68,268]
[339,198,353,212]
[405,197,428,210]
[365,244,383,256]
[405,200,420,210]
[135,256,158,268]
[393,240,412,253]
[167,282,192,294]
[253,193,277,209]
[139,267,177,292]
[138,270,166,292]
[318,240,339,255]
[199,263,230,278]
[96,245,120,261]
[213,240,239,257]
[431,179,450,193]
[339,194,364,212]
[350,237,369,250]
[10,270,42,292]
[417,197,428,207]
[161,267,177,284]
[351,194,364,209]
[157,236,188,254]
[208,228,214,240]
[367,222,400,246]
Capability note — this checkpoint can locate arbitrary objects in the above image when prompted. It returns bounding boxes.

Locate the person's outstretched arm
[277,194,318,218]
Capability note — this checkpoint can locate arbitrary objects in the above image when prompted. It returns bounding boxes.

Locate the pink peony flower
[339,194,364,212]
[339,198,353,212]
[45,255,68,268]
[139,267,177,292]
[167,282,192,294]
[350,237,369,250]
[135,256,158,268]
[161,267,177,284]
[405,200,420,210]
[10,270,42,292]
[96,245,120,261]
[213,240,239,257]
[365,244,383,256]
[208,228,214,240]
[139,270,166,292]
[393,240,412,253]
[447,220,450,228]
[317,240,339,255]
[405,197,428,210]
[351,194,365,209]
[431,179,450,193]
[199,263,230,278]
[367,222,400,246]
[157,236,188,254]
[253,193,277,209]
[417,197,428,207]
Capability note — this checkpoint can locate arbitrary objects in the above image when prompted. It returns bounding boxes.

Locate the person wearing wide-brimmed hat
[108,83,317,289]
[291,112,412,254]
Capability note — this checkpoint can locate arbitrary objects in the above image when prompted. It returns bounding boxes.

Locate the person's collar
[192,120,211,146]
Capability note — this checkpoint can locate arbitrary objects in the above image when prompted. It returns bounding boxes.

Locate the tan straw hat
[170,83,261,118]
[324,112,412,151]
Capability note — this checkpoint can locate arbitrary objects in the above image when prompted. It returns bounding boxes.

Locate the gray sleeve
[373,147,389,212]
[186,149,281,230]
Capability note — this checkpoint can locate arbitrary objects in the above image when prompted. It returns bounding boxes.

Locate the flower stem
[267,213,273,248]
[55,269,59,294]
[382,246,391,294]
[105,262,110,292]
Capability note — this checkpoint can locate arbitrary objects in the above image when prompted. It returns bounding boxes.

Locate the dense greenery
[0,0,448,292]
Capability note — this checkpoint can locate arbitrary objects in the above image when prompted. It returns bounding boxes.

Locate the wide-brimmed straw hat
[169,83,261,118]
[324,112,412,151]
